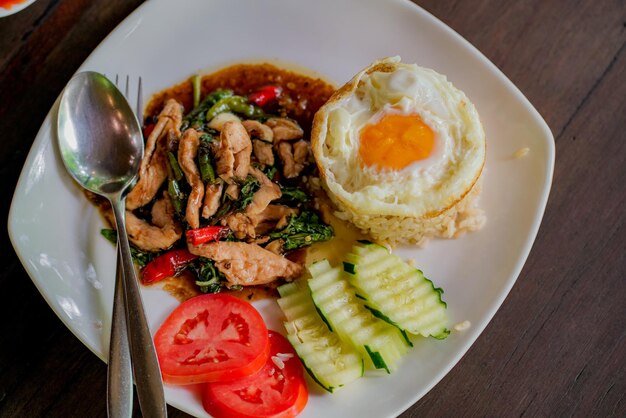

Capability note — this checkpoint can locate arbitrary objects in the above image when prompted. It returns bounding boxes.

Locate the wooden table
[1,0,624,416]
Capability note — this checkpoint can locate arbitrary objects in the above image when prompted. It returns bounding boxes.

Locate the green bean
[167,151,184,181]
[205,96,266,121]
[192,74,201,108]
[182,89,234,130]
[198,147,215,183]
[167,178,185,216]
[197,133,216,183]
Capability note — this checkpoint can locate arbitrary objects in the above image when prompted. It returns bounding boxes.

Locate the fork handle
[111,197,168,418]
[107,247,133,418]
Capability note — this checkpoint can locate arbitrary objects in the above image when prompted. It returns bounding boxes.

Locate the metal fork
[106,74,138,418]
[108,75,167,418]
[115,75,144,124]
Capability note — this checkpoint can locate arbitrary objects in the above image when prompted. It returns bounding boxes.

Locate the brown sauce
[146,62,338,302]
[159,271,280,303]
[146,63,335,132]
[160,271,201,302]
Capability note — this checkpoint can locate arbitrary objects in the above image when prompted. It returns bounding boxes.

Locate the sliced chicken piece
[222,204,293,239]
[151,193,178,228]
[127,99,183,210]
[277,141,305,179]
[253,140,275,166]
[242,120,274,142]
[224,204,298,239]
[265,239,283,255]
[122,193,182,252]
[266,117,303,142]
[246,167,281,216]
[178,129,204,229]
[293,140,309,165]
[215,142,234,181]
[251,205,298,236]
[252,204,298,224]
[225,183,240,201]
[222,212,256,240]
[144,99,183,156]
[276,214,291,230]
[164,99,183,137]
[216,120,252,182]
[253,236,270,245]
[202,181,223,219]
[188,241,303,286]
[233,151,250,179]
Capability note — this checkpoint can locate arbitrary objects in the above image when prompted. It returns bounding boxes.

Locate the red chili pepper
[141,249,198,284]
[186,226,230,246]
[248,86,282,107]
[143,123,156,139]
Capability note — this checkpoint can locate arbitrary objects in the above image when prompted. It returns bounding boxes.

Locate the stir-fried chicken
[243,120,274,142]
[265,239,283,255]
[220,162,290,241]
[225,183,239,201]
[223,204,298,240]
[246,167,281,216]
[122,192,182,252]
[178,129,204,229]
[100,80,335,295]
[127,99,183,210]
[222,212,256,240]
[251,205,298,236]
[242,120,274,142]
[253,140,274,166]
[188,241,303,286]
[219,167,284,240]
[277,141,305,179]
[266,117,303,141]
[293,140,309,165]
[215,120,252,182]
[202,181,223,219]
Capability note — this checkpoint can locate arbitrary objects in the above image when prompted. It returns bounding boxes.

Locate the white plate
[0,0,38,17]
[8,0,554,416]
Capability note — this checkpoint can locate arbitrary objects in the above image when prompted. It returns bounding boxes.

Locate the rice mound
[329,180,486,246]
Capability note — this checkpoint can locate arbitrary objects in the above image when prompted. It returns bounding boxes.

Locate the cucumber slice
[363,305,413,347]
[277,280,363,392]
[344,242,450,339]
[307,260,409,373]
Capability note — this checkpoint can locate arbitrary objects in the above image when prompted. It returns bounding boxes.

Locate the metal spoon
[108,249,133,418]
[57,71,167,418]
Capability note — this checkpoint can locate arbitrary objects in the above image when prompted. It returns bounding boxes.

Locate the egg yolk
[359,113,435,170]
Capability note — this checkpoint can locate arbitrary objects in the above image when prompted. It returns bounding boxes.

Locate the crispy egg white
[311,57,485,219]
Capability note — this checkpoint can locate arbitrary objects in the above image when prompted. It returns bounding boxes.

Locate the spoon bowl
[57,72,143,197]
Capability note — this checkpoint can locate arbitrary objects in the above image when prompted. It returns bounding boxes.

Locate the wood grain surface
[0,0,624,417]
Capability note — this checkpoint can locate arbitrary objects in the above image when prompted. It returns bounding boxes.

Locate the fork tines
[110,74,143,123]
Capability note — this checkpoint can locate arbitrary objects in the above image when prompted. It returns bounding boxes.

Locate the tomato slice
[202,331,308,418]
[154,294,269,384]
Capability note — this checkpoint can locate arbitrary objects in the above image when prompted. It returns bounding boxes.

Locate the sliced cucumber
[344,242,450,339]
[307,260,409,373]
[277,280,363,392]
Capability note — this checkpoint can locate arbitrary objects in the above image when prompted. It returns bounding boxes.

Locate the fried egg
[311,57,485,243]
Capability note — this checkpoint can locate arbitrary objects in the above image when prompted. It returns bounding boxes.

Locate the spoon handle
[111,198,168,418]
[107,247,133,418]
